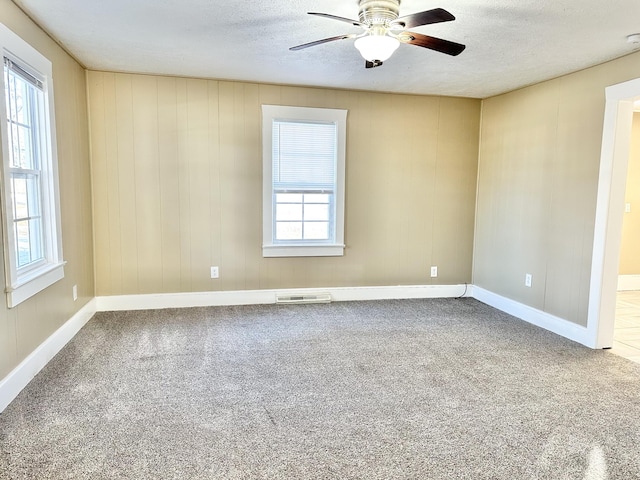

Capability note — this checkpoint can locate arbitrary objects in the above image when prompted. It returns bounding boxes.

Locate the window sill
[6,261,65,308]
[263,244,345,258]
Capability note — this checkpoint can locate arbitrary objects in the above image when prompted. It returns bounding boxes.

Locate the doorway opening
[611,106,640,361]
[588,77,640,348]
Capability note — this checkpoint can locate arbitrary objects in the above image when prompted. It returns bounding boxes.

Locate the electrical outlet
[210,266,219,279]
[430,266,438,278]
[626,203,631,213]
[525,274,532,288]
[72,284,78,301]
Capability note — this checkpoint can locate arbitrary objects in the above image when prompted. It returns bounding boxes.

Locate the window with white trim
[262,105,347,257]
[0,24,64,307]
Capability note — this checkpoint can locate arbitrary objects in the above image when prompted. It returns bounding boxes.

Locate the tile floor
[611,290,640,363]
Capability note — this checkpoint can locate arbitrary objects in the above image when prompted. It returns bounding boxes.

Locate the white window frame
[0,24,64,307]
[262,105,347,258]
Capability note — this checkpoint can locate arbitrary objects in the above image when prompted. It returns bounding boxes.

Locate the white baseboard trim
[96,284,471,311]
[472,286,591,347]
[0,298,97,413]
[617,275,640,291]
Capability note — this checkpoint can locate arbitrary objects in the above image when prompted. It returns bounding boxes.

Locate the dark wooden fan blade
[290,34,357,51]
[398,31,465,56]
[308,12,365,27]
[365,60,383,69]
[391,8,455,29]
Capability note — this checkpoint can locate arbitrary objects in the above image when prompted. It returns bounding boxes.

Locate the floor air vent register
[275,292,332,304]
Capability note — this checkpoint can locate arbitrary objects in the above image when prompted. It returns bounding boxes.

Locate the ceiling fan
[290,0,465,68]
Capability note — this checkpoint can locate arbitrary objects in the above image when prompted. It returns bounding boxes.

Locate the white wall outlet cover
[210,266,219,279]
[525,274,532,287]
[430,266,438,277]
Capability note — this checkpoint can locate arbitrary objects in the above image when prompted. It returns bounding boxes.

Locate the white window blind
[272,120,336,193]
[5,57,43,89]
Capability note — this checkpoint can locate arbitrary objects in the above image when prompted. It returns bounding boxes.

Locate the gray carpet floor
[1,298,639,479]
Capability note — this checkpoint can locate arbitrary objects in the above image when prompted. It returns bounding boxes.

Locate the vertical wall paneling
[88,72,481,296]
[103,73,123,295]
[474,49,640,327]
[157,76,181,293]
[88,72,110,294]
[242,83,262,291]
[115,75,138,293]
[217,82,238,290]
[208,80,222,291]
[176,78,192,292]
[132,75,163,293]
[433,98,480,285]
[186,79,211,292]
[0,304,18,377]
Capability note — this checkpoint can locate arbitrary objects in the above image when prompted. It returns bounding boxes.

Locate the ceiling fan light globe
[354,35,400,62]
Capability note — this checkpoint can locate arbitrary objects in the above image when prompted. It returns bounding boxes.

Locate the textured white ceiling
[10,0,640,98]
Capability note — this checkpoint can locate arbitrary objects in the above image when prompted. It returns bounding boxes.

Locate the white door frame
[587,77,640,348]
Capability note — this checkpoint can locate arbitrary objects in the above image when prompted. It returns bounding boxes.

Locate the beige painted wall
[0,1,94,380]
[87,72,481,295]
[475,51,640,327]
[619,112,640,275]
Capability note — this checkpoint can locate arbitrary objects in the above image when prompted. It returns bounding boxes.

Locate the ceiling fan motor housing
[358,0,400,25]
[289,1,465,63]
